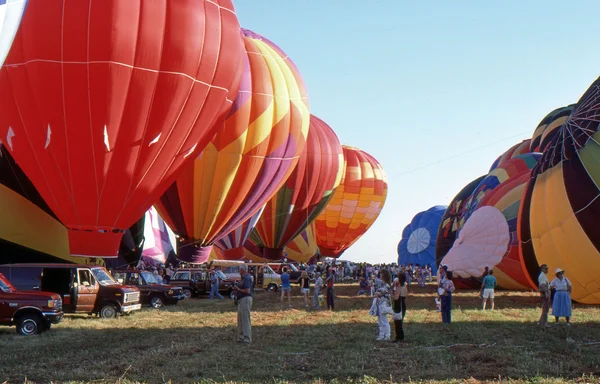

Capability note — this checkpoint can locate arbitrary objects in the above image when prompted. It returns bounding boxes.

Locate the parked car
[0,264,142,319]
[111,270,185,308]
[0,272,63,335]
[204,261,281,292]
[170,269,234,299]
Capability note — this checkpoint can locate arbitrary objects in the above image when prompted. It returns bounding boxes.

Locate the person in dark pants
[325,269,335,310]
[391,273,408,342]
[440,271,455,324]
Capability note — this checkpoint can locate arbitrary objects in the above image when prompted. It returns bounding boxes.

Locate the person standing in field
[280,267,292,307]
[480,269,497,310]
[537,264,551,328]
[313,272,323,309]
[550,268,572,326]
[325,268,336,310]
[299,271,310,309]
[391,272,408,342]
[234,265,254,343]
[440,271,455,324]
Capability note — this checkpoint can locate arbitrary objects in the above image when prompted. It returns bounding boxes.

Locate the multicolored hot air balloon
[314,145,387,257]
[214,209,264,260]
[397,206,446,273]
[0,0,244,258]
[155,28,310,263]
[443,153,540,289]
[519,77,600,304]
[529,105,575,152]
[251,115,344,260]
[488,140,531,172]
[0,0,27,66]
[284,222,319,263]
[140,208,175,268]
[436,175,485,266]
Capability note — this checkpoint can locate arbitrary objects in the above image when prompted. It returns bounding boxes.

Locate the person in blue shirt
[280,267,292,307]
[480,269,497,310]
[234,265,254,343]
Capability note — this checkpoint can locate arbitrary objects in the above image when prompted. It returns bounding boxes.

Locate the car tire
[99,303,118,319]
[150,296,164,309]
[16,314,43,336]
[267,283,277,292]
[182,289,193,300]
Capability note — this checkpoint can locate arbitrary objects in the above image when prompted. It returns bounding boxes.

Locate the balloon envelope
[284,222,319,264]
[397,206,446,274]
[314,145,388,257]
[0,0,244,258]
[155,28,310,264]
[520,77,600,304]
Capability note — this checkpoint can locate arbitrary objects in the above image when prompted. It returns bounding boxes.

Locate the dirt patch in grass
[1,283,600,383]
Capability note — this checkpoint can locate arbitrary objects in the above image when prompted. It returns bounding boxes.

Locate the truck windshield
[141,271,160,284]
[0,274,15,292]
[288,264,299,272]
[264,266,275,275]
[91,268,118,286]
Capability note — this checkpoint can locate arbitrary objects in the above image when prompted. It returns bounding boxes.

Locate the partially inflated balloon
[251,115,343,260]
[214,209,264,260]
[520,77,600,304]
[284,222,318,263]
[397,206,446,273]
[530,105,575,152]
[0,0,244,257]
[488,140,531,172]
[314,146,387,257]
[156,28,310,263]
[436,175,485,266]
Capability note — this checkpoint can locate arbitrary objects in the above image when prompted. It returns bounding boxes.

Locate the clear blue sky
[234,1,600,264]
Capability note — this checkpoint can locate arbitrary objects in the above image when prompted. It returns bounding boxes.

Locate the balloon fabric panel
[397,206,446,273]
[0,0,244,257]
[529,105,575,152]
[284,222,319,263]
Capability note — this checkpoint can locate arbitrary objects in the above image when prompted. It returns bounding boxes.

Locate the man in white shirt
[537,264,551,328]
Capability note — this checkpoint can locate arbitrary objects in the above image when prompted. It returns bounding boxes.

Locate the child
[357,277,369,296]
[368,288,393,340]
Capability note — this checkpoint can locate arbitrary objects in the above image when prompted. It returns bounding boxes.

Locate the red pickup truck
[0,272,63,335]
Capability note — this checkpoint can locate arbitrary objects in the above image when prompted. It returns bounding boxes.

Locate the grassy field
[1,282,600,383]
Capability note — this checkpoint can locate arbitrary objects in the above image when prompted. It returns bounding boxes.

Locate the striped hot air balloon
[529,105,575,152]
[250,115,343,260]
[314,146,387,258]
[284,222,318,264]
[519,77,600,304]
[155,29,310,263]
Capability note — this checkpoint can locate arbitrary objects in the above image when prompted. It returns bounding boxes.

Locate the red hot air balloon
[0,0,244,258]
[155,29,310,263]
[314,146,388,257]
[251,115,344,260]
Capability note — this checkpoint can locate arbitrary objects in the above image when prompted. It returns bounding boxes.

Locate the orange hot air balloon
[0,0,244,258]
[155,29,310,263]
[284,222,319,263]
[251,115,344,260]
[314,146,388,257]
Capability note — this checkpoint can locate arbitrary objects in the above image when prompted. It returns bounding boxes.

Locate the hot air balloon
[0,0,244,258]
[0,0,27,66]
[214,209,264,260]
[529,105,575,152]
[441,206,509,279]
[314,146,387,257]
[284,222,319,264]
[155,28,310,264]
[519,77,600,304]
[488,140,531,172]
[251,115,344,260]
[447,153,541,289]
[436,175,486,266]
[397,206,446,273]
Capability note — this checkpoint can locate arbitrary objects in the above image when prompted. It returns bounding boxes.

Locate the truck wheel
[150,296,164,309]
[16,314,43,336]
[99,303,118,319]
[267,283,277,292]
[182,289,192,300]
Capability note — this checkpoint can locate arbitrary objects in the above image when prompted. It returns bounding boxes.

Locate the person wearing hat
[549,268,572,326]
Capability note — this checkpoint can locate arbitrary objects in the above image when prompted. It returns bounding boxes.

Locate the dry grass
[1,283,600,383]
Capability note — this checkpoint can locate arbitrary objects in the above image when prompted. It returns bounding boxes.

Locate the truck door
[75,268,99,313]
